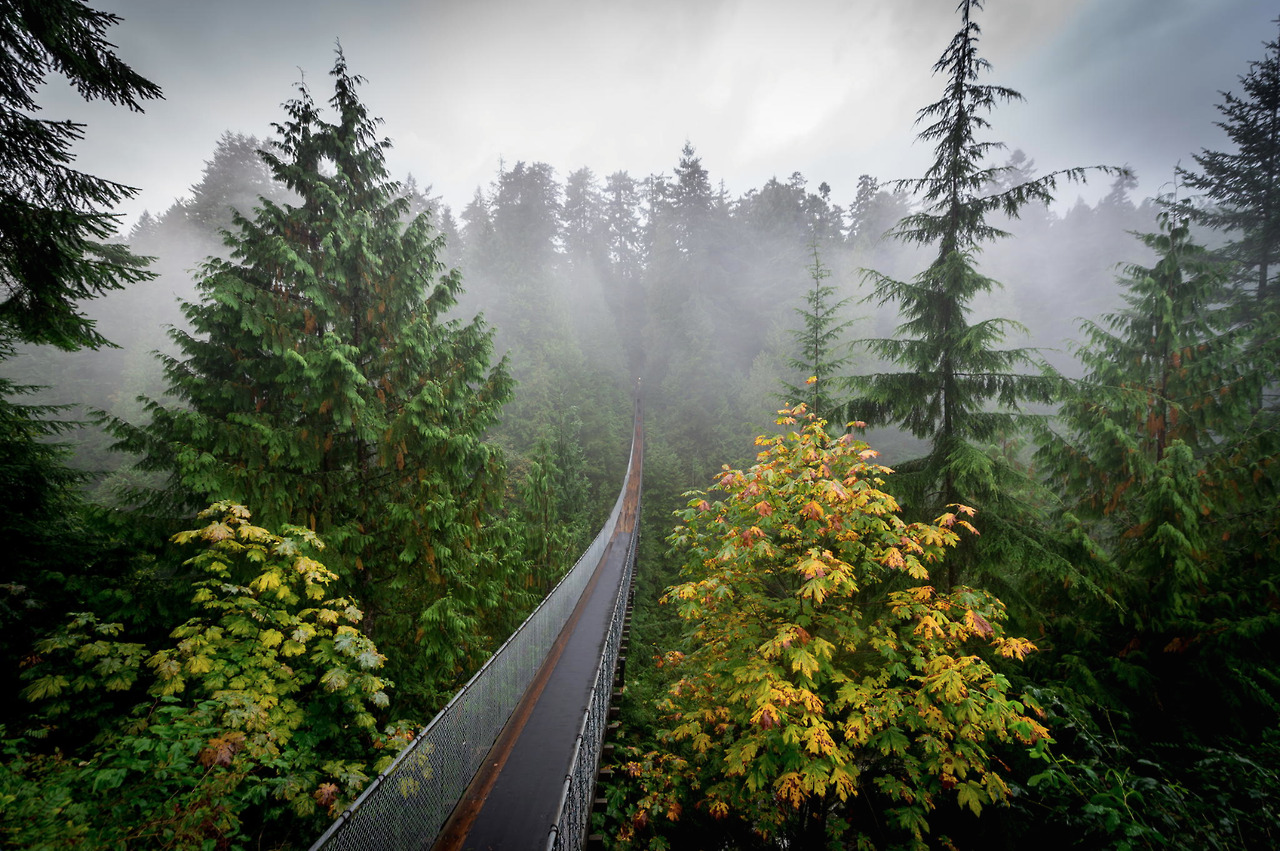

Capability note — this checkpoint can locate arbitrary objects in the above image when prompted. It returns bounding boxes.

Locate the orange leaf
[314,782,339,809]
[800,501,824,520]
[965,609,995,638]
[197,731,246,768]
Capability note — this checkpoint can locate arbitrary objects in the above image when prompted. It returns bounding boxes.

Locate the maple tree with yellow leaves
[619,407,1047,848]
[7,503,415,849]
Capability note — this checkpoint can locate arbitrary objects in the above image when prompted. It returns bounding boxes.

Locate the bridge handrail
[310,430,639,851]
[545,494,640,850]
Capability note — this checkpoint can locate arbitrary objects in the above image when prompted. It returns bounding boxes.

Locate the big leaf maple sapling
[625,407,1046,847]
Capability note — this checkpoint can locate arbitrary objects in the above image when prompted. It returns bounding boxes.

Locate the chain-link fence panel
[310,435,638,851]
[546,505,639,851]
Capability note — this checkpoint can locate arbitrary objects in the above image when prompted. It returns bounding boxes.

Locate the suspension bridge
[310,405,644,851]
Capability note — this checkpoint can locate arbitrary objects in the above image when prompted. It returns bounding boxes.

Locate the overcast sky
[40,0,1278,227]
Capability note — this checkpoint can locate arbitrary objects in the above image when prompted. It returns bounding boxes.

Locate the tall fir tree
[1037,214,1280,723]
[671,141,714,257]
[842,0,1109,590]
[558,166,617,355]
[0,0,160,699]
[601,171,646,373]
[182,131,285,234]
[561,166,605,273]
[1178,21,1280,317]
[0,342,98,717]
[488,160,562,347]
[0,0,160,351]
[109,51,514,713]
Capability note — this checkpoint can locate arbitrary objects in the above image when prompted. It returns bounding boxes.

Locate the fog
[12,0,1271,505]
[45,0,1273,228]
[12,135,1162,503]
[8,6,1279,848]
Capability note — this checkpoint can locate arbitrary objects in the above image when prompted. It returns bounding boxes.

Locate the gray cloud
[42,0,1277,224]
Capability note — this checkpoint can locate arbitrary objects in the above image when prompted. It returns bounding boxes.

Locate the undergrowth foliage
[2,503,414,850]
[613,407,1048,849]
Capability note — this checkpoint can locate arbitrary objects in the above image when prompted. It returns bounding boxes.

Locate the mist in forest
[9,2,1280,847]
[18,0,1266,499]
[13,128,1164,495]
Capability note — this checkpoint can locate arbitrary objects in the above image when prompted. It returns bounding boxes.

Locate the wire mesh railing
[545,502,639,851]
[309,431,639,851]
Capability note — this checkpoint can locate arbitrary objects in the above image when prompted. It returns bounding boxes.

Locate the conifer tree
[1036,214,1280,732]
[846,174,907,251]
[781,240,853,423]
[0,1,160,684]
[0,345,97,711]
[1178,21,1280,315]
[0,0,161,351]
[601,171,646,371]
[671,141,714,257]
[843,0,1109,589]
[603,171,645,281]
[460,187,496,257]
[561,166,605,271]
[182,131,284,234]
[110,51,514,712]
[558,166,616,352]
[488,160,562,346]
